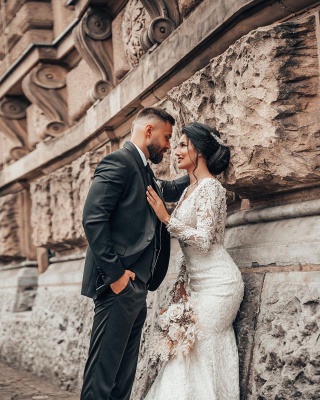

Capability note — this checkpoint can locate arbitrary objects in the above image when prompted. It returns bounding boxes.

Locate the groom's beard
[147,140,166,164]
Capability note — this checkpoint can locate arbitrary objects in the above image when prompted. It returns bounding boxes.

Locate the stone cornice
[0,19,78,98]
[0,0,318,192]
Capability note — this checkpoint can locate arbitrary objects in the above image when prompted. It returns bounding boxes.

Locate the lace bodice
[167,178,226,251]
[167,178,229,286]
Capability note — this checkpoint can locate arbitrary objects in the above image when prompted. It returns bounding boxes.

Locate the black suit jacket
[81,141,189,299]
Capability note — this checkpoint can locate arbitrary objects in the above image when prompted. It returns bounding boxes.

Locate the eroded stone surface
[30,148,104,249]
[234,273,265,400]
[249,272,320,400]
[0,193,21,261]
[0,260,92,393]
[165,16,320,197]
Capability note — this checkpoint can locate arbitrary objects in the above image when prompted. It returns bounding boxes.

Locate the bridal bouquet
[153,296,197,361]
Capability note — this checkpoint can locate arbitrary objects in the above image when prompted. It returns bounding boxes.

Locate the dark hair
[182,122,230,175]
[135,107,175,126]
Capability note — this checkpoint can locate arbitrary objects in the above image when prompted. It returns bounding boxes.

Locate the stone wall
[30,148,105,250]
[0,193,21,261]
[0,1,320,400]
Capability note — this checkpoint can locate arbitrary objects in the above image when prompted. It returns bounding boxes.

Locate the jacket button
[147,237,152,242]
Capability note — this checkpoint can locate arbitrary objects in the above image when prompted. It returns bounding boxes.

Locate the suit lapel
[123,141,149,188]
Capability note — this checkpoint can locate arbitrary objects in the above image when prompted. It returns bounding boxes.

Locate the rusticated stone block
[234,273,265,400]
[165,16,320,197]
[49,167,75,245]
[225,215,320,269]
[30,176,52,248]
[71,148,105,240]
[30,148,105,250]
[0,193,21,261]
[249,272,320,400]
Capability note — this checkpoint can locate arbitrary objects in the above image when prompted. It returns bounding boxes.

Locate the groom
[80,107,189,400]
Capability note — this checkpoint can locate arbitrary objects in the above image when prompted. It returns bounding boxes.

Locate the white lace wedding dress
[145,178,244,400]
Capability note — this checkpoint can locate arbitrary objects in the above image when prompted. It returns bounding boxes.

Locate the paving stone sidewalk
[0,362,79,400]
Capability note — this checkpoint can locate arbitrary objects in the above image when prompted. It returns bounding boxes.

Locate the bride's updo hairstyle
[182,122,230,175]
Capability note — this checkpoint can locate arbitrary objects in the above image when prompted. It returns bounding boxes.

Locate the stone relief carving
[122,0,150,67]
[22,64,69,139]
[73,7,114,101]
[0,97,31,160]
[122,0,180,66]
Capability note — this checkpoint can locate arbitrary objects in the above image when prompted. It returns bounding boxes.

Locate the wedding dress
[145,178,244,400]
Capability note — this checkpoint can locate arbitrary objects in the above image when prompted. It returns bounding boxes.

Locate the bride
[145,122,244,400]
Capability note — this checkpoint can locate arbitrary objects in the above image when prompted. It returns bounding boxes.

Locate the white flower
[167,303,185,322]
[158,311,170,330]
[168,323,185,341]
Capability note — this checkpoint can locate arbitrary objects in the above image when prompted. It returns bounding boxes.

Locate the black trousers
[81,278,148,400]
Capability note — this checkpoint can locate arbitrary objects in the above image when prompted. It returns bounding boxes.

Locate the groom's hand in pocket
[110,270,135,294]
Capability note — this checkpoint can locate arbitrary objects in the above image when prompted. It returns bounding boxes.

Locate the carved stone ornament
[22,64,69,138]
[73,7,114,101]
[140,0,180,52]
[0,97,31,160]
[122,0,150,67]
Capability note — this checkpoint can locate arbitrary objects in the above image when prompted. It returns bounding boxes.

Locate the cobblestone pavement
[0,362,79,400]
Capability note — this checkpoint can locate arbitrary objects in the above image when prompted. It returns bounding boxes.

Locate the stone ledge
[240,264,320,274]
[227,199,320,227]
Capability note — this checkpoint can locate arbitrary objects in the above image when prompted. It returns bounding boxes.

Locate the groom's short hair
[135,107,175,126]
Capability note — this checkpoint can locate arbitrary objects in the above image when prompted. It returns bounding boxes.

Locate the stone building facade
[0,0,319,399]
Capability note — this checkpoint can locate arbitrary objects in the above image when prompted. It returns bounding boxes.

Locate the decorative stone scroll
[22,64,69,138]
[139,0,180,52]
[0,97,31,160]
[73,7,114,101]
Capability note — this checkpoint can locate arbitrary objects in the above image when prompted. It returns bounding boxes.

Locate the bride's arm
[166,180,225,252]
[171,253,187,301]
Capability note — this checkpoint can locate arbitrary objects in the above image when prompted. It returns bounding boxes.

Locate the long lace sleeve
[176,252,187,284]
[167,179,225,251]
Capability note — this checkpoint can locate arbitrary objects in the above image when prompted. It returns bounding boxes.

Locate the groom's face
[146,120,172,164]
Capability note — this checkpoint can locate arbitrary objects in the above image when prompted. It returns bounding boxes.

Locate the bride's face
[175,134,198,171]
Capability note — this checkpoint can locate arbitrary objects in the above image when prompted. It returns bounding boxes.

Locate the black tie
[145,163,153,186]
